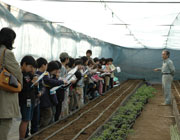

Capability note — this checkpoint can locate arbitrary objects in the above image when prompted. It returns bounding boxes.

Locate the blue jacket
[40,73,64,108]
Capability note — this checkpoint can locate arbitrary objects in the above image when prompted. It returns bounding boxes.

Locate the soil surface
[173,81,180,111]
[127,84,174,140]
[30,80,141,140]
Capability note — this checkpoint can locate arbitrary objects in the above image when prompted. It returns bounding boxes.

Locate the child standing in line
[40,61,64,128]
[19,55,38,140]
[29,57,48,134]
[74,59,84,108]
[59,52,69,118]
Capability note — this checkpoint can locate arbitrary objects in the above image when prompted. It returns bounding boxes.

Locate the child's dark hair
[67,57,75,68]
[55,60,62,69]
[47,61,59,72]
[36,57,48,68]
[75,59,83,66]
[81,56,88,65]
[20,55,36,68]
[60,57,66,63]
[109,58,113,62]
[100,58,106,65]
[86,50,92,55]
[94,57,99,63]
[106,58,111,64]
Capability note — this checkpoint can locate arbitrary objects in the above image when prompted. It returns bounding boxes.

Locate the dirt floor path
[127,84,174,140]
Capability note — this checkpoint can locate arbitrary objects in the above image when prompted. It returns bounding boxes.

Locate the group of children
[19,50,116,140]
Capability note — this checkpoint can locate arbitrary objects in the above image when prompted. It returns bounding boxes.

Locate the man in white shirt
[154,50,175,105]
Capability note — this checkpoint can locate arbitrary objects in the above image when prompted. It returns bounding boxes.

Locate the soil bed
[29,80,141,140]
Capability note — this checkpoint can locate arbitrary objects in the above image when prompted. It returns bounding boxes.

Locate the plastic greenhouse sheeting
[2,0,180,49]
[0,2,180,83]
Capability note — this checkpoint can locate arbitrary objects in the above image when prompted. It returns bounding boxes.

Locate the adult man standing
[154,50,175,105]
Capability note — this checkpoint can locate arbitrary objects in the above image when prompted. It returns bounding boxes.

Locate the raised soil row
[29,80,141,140]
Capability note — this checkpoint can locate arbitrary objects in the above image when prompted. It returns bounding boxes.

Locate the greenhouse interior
[0,0,180,140]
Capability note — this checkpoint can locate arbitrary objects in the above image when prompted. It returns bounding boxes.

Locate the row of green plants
[91,85,156,140]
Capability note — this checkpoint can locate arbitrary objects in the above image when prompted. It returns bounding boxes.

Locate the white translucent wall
[2,0,180,49]
[1,2,180,83]
[0,3,105,62]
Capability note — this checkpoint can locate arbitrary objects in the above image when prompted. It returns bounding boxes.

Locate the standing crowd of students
[0,27,117,140]
[19,50,116,139]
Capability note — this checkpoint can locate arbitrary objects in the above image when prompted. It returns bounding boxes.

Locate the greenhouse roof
[2,0,180,49]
